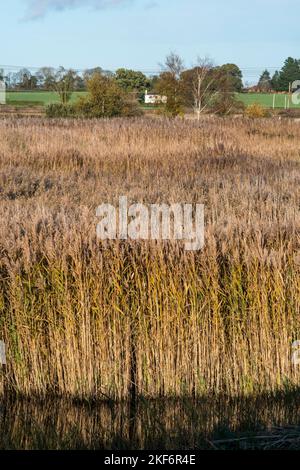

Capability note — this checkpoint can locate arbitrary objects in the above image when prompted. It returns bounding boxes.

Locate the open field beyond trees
[0,116,299,400]
[4,91,300,109]
[239,92,300,109]
[6,91,88,107]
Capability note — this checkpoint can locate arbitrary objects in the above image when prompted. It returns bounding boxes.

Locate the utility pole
[288,82,292,109]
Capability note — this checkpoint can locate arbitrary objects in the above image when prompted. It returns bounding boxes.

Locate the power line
[0,64,283,73]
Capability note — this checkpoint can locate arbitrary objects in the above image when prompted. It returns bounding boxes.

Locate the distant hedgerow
[46,103,77,118]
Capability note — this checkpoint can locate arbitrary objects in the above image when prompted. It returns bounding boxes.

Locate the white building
[144,90,167,105]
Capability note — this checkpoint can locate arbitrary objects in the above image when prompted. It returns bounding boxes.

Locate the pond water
[1,395,300,450]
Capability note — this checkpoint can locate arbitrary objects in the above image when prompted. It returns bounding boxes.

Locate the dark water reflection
[1,395,300,450]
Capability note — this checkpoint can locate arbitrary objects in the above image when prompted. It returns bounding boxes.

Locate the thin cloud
[23,0,133,20]
[145,1,158,9]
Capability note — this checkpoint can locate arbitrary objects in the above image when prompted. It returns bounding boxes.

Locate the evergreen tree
[277,57,300,91]
[258,70,272,92]
[271,71,280,91]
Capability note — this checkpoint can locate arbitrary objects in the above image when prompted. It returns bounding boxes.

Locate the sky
[0,0,299,84]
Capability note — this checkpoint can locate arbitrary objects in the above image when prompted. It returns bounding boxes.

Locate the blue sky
[1,0,299,83]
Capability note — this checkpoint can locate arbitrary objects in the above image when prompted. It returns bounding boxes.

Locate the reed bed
[0,116,299,399]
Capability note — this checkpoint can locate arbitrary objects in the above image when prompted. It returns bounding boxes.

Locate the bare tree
[156,52,185,116]
[36,67,56,90]
[52,67,77,105]
[163,52,184,79]
[191,57,217,121]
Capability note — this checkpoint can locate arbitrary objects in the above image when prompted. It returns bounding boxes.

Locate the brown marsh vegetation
[0,116,299,400]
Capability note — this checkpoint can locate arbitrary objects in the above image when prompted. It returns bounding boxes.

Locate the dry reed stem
[0,116,299,399]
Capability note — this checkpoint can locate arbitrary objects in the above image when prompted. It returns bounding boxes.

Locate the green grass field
[3,91,300,109]
[6,91,87,106]
[237,92,300,109]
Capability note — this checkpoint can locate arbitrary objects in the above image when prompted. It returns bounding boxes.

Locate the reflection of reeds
[0,117,299,399]
[1,396,300,450]
[212,427,300,450]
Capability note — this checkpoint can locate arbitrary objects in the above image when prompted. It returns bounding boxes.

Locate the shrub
[46,103,76,118]
[76,72,142,118]
[211,92,245,115]
[245,103,270,118]
[46,73,142,119]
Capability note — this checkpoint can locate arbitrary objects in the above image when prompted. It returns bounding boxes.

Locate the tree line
[257,57,300,92]
[1,60,242,93]
[41,53,245,118]
[2,56,298,95]
[1,54,299,118]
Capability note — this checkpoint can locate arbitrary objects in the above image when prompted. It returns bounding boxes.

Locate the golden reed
[0,116,299,399]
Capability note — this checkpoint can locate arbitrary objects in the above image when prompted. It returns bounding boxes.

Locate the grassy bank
[0,117,299,400]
